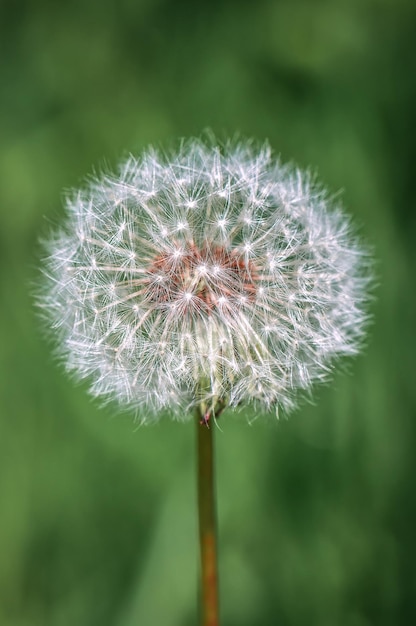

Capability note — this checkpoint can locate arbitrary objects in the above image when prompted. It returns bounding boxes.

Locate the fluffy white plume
[39,139,372,421]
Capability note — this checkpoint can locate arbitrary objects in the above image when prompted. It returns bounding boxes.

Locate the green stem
[196,406,220,626]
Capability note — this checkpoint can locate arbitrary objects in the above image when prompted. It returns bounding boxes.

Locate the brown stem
[196,406,220,626]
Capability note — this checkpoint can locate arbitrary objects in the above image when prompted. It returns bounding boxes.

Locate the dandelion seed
[38,138,372,422]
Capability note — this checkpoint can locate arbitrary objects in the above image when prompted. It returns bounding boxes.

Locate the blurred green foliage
[1,0,415,624]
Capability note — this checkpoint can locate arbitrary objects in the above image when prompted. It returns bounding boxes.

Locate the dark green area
[1,0,415,624]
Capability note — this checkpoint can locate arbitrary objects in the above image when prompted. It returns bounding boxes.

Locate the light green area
[1,0,415,624]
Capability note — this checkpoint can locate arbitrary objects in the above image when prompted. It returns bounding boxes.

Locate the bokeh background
[1,0,415,624]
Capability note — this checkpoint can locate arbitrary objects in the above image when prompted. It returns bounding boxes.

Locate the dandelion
[40,139,370,420]
[38,138,372,625]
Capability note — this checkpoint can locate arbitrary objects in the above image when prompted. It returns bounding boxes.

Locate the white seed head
[39,139,372,422]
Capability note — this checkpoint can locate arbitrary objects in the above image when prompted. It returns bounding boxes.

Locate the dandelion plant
[39,138,372,625]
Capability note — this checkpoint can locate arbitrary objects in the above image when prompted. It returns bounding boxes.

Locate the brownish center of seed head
[145,242,258,312]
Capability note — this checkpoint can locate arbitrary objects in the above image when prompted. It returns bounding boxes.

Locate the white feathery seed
[39,139,372,421]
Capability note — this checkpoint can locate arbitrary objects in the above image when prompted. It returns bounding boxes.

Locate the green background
[1,0,415,624]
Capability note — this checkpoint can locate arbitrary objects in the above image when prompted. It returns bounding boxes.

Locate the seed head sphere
[40,139,371,421]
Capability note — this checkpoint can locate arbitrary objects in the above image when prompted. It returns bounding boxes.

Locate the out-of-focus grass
[1,1,415,624]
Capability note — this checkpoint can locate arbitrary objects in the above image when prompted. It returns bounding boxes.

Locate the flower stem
[196,406,220,626]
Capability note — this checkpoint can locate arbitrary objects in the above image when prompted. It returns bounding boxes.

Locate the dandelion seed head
[39,138,372,422]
